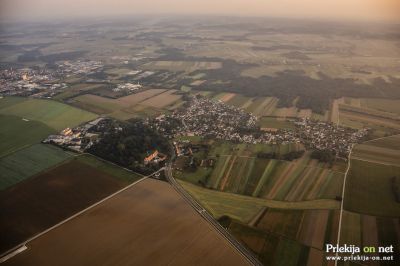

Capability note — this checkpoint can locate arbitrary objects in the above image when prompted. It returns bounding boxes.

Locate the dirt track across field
[3,179,249,266]
[0,160,126,254]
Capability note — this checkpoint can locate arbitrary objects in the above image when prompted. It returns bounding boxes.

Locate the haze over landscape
[1,0,400,22]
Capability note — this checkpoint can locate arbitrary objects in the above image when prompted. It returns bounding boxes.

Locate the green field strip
[76,154,142,183]
[179,180,340,224]
[303,168,330,201]
[210,155,231,189]
[340,211,362,247]
[0,115,56,158]
[243,159,269,196]
[262,98,279,116]
[229,157,250,193]
[245,98,265,114]
[255,98,275,116]
[259,161,288,198]
[274,163,307,201]
[223,156,240,192]
[317,171,344,199]
[237,158,256,195]
[0,97,27,110]
[273,238,303,266]
[361,98,400,116]
[285,165,318,201]
[363,134,400,150]
[252,160,278,197]
[376,217,399,248]
[212,92,229,100]
[0,144,73,190]
[324,211,336,245]
[344,159,400,217]
[0,97,97,131]
[226,94,250,108]
[260,209,305,240]
[72,97,115,114]
[208,142,232,156]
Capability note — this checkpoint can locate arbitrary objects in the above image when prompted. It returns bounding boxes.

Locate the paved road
[164,162,263,266]
[334,144,354,266]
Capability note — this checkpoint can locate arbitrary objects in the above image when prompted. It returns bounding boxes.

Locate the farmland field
[226,94,252,108]
[0,157,140,254]
[3,179,249,266]
[176,140,346,264]
[175,141,344,202]
[352,143,400,166]
[339,211,400,259]
[0,115,55,157]
[363,134,400,150]
[179,180,339,223]
[335,97,400,136]
[253,158,344,201]
[70,89,181,119]
[338,135,400,262]
[259,117,295,130]
[53,83,105,100]
[139,89,182,108]
[0,97,97,131]
[0,144,73,190]
[225,208,340,266]
[141,60,222,72]
[245,97,278,116]
[344,158,400,217]
[185,141,344,201]
[215,94,319,119]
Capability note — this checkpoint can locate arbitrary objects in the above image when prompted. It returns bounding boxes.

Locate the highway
[164,161,263,266]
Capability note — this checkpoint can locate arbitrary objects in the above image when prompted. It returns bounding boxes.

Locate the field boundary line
[0,143,35,159]
[351,157,400,167]
[334,144,354,266]
[0,167,163,263]
[217,155,346,174]
[362,133,400,144]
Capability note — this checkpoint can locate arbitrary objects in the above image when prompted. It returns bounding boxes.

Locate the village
[149,95,369,157]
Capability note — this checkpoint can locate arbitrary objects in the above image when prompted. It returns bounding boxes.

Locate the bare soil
[0,160,126,254]
[4,179,249,266]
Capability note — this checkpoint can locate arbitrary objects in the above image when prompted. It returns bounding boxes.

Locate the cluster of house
[150,96,259,142]
[43,118,108,152]
[294,118,369,157]
[56,60,103,76]
[113,82,142,92]
[149,96,369,157]
[0,68,67,98]
[143,150,168,165]
[173,140,214,170]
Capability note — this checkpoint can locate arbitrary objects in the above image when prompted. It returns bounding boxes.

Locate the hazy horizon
[1,0,400,23]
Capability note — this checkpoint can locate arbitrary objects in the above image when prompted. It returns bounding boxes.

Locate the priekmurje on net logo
[325,244,396,262]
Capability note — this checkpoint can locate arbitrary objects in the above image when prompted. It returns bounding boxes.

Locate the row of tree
[257,150,305,161]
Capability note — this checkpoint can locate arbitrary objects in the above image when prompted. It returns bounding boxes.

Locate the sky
[1,0,399,22]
